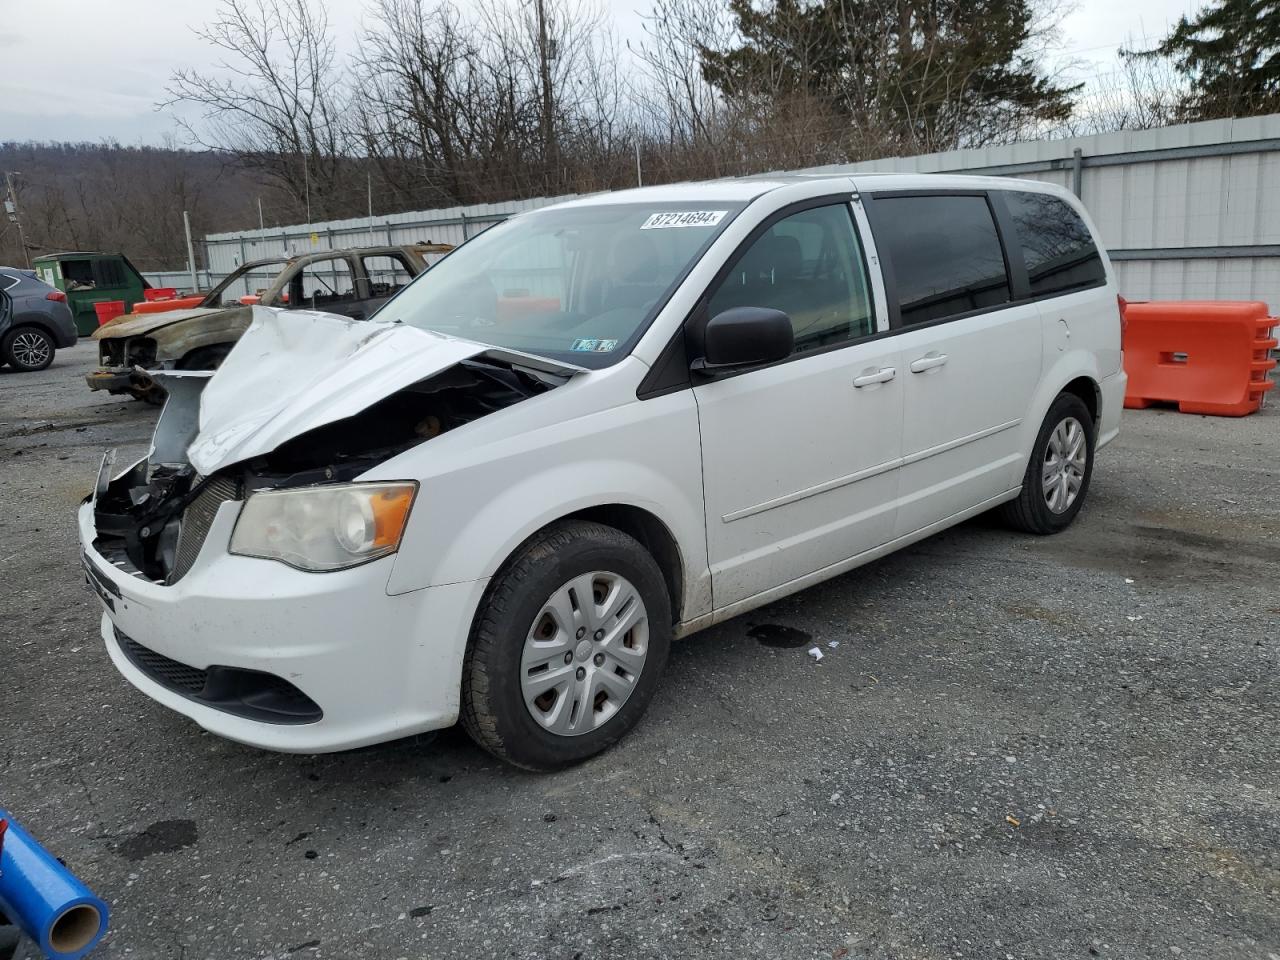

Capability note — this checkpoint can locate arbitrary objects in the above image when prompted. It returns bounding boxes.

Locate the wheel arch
[1060,374,1101,425]
[467,504,687,628]
[563,504,685,625]
[1018,352,1103,459]
[4,317,60,345]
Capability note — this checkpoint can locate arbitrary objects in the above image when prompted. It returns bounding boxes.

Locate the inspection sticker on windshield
[571,338,618,353]
[641,210,728,230]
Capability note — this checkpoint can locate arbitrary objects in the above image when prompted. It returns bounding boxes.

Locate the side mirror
[697,306,794,373]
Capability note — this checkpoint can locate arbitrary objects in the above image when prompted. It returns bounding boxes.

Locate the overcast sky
[0,0,1202,145]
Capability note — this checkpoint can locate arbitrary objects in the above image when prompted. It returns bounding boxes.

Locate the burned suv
[87,244,452,402]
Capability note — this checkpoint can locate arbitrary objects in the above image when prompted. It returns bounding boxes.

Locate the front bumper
[78,500,488,753]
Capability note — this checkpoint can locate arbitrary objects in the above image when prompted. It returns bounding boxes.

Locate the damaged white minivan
[79,174,1125,770]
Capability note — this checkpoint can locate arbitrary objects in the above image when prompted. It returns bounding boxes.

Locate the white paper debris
[808,646,824,662]
[827,640,840,649]
[1125,577,1135,584]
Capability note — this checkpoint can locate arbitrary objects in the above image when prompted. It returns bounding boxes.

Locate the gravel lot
[2,341,1277,960]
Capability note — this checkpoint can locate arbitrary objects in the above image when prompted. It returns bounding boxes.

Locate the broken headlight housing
[229,482,418,572]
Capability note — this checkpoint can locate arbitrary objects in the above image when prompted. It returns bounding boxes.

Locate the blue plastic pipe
[0,810,109,959]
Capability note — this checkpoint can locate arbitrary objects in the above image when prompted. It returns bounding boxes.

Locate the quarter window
[1004,191,1106,296]
[872,195,1011,326]
[706,204,874,354]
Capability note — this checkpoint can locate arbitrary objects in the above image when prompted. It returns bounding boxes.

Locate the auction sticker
[641,210,728,229]
[571,338,619,352]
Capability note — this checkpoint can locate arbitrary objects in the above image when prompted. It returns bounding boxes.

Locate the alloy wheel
[11,330,51,368]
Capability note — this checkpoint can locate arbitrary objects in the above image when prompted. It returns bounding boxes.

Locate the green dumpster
[33,252,151,336]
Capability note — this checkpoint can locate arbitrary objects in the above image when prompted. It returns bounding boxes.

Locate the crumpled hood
[181,307,584,476]
[93,306,222,339]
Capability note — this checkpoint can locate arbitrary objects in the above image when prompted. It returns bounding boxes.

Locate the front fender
[381,390,711,622]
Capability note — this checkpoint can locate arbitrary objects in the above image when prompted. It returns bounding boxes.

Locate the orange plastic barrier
[93,300,126,326]
[143,287,178,301]
[1123,301,1277,417]
[128,296,205,314]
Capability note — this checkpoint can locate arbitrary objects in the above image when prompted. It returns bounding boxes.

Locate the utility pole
[182,210,198,292]
[257,197,265,231]
[635,142,643,187]
[303,154,312,229]
[534,0,557,194]
[367,170,374,242]
[4,172,30,268]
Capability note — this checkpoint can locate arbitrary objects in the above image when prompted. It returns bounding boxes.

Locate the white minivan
[80,174,1126,770]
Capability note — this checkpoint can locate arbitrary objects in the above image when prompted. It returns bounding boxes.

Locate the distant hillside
[0,142,291,270]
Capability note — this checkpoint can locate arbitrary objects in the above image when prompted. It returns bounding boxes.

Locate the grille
[116,630,208,694]
[113,628,323,724]
[169,475,240,584]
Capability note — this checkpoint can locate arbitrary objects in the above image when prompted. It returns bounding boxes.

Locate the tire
[1000,392,1095,535]
[461,520,672,771]
[2,326,55,372]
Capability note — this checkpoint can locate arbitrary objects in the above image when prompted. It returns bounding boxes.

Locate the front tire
[2,326,55,371]
[1000,392,1095,534]
[461,520,672,771]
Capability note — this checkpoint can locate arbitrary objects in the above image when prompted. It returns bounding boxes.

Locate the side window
[61,258,96,291]
[706,204,874,354]
[1003,191,1106,296]
[292,258,356,310]
[871,195,1011,326]
[362,255,414,298]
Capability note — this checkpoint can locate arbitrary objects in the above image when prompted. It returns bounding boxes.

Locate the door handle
[909,353,948,373]
[853,366,896,388]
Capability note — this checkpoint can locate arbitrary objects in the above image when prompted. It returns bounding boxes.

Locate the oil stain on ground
[747,623,813,648]
[115,819,198,861]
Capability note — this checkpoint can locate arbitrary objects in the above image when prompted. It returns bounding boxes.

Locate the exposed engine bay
[91,357,561,583]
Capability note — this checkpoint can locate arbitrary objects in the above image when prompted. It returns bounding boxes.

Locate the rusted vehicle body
[87,243,453,402]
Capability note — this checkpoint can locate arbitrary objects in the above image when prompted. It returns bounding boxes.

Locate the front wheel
[1000,392,1095,534]
[461,520,672,771]
[2,326,55,371]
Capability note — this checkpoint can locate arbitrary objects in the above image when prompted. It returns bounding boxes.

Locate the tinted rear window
[871,195,1011,326]
[1004,191,1106,296]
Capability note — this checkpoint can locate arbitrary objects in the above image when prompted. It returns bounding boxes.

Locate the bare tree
[164,0,354,221]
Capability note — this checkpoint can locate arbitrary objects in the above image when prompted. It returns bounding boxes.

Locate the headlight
[229,482,417,572]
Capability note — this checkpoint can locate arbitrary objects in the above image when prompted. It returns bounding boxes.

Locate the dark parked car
[0,266,78,372]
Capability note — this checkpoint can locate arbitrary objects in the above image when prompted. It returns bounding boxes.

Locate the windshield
[203,259,290,307]
[377,201,746,367]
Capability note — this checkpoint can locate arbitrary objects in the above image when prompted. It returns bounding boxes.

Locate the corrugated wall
[195,115,1280,310]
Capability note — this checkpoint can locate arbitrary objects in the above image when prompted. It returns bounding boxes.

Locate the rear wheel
[2,326,55,371]
[1000,392,1095,534]
[461,520,672,771]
